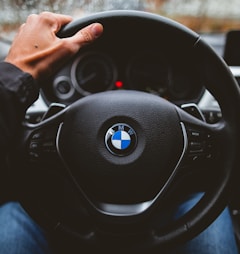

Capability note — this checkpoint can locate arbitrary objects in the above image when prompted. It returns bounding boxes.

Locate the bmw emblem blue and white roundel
[105,123,137,156]
[111,130,131,150]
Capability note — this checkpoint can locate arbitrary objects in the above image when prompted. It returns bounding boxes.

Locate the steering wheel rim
[12,10,240,251]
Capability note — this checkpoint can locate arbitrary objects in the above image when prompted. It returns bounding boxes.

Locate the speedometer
[71,52,117,96]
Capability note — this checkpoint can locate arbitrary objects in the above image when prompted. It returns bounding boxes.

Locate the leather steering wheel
[11,10,240,252]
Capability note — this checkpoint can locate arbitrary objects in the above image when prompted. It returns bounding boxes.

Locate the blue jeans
[166,193,239,253]
[0,196,238,254]
[0,202,52,254]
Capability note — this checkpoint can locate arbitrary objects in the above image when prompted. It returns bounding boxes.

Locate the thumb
[65,23,103,52]
[78,23,104,43]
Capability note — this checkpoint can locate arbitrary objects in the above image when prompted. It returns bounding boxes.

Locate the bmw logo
[105,123,137,156]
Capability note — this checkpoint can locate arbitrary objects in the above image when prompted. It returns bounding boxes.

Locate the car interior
[1,7,240,254]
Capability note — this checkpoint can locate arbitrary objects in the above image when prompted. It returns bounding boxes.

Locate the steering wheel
[11,10,240,252]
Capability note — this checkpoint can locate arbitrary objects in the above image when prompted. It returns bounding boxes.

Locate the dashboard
[1,25,240,125]
[39,18,207,112]
[34,30,239,126]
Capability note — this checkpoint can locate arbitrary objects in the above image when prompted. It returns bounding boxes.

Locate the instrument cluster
[41,49,204,106]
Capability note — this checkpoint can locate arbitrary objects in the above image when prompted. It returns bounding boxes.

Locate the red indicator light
[115,80,123,88]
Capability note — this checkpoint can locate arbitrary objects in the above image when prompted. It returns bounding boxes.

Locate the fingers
[42,12,73,33]
[26,12,103,44]
[26,12,73,33]
[25,12,103,50]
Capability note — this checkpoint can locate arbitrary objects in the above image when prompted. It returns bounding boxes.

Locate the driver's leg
[169,193,239,254]
[0,201,53,254]
[0,198,237,254]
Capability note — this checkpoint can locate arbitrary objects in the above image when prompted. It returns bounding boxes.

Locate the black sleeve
[0,61,39,156]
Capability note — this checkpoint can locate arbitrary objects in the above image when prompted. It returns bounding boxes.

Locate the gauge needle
[81,72,97,88]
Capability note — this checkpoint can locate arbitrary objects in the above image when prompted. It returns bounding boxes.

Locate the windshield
[1,0,240,41]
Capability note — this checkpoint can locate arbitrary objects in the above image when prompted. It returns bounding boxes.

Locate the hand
[5,12,103,80]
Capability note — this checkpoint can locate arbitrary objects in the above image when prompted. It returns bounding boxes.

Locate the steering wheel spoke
[27,123,60,165]
[176,107,218,168]
[16,106,67,168]
[184,124,215,166]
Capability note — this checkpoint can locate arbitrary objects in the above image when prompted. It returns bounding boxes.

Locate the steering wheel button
[189,129,203,139]
[189,141,204,152]
[32,132,43,139]
[29,151,40,159]
[29,142,39,150]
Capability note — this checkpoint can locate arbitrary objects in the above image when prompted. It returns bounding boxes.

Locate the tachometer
[126,53,170,98]
[71,52,117,96]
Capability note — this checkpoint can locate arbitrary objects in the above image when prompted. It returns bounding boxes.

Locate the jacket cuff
[0,62,39,111]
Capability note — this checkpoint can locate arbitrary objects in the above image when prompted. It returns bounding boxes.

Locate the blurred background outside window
[1,0,240,40]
